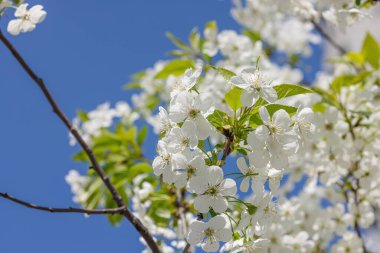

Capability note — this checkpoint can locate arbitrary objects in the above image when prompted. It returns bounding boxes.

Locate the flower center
[268,124,282,135]
[248,166,255,176]
[162,154,171,164]
[325,123,333,131]
[22,14,30,21]
[187,165,196,178]
[189,109,200,119]
[182,137,190,146]
[206,186,219,196]
[204,228,217,243]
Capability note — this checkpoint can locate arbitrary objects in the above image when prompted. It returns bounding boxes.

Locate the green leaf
[76,110,89,122]
[137,126,148,145]
[313,102,328,113]
[154,59,194,79]
[331,75,355,93]
[345,52,365,67]
[204,20,217,32]
[246,204,257,215]
[242,29,261,42]
[166,32,191,52]
[331,72,373,92]
[72,151,88,162]
[274,84,313,99]
[265,104,298,116]
[208,65,236,84]
[225,87,243,112]
[123,82,141,89]
[249,113,263,127]
[207,110,233,129]
[128,163,153,178]
[189,28,201,51]
[361,32,380,69]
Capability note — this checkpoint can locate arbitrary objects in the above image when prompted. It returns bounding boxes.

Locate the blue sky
[0,1,240,252]
[0,1,322,252]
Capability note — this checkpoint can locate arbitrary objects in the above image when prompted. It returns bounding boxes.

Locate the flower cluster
[59,1,380,253]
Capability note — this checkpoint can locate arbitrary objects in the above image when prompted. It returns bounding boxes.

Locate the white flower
[292,107,317,141]
[170,67,202,98]
[267,168,283,195]
[192,166,237,213]
[152,141,186,184]
[231,68,277,106]
[166,121,198,152]
[8,4,47,36]
[236,154,267,193]
[239,193,275,230]
[327,203,353,235]
[172,150,206,188]
[169,91,213,139]
[157,106,175,134]
[248,107,297,168]
[187,215,232,252]
[65,170,88,203]
[229,238,269,253]
[283,231,314,253]
[115,101,139,125]
[332,232,363,253]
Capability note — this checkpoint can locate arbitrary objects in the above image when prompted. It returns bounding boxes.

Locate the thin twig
[0,30,161,253]
[311,20,347,55]
[0,192,126,215]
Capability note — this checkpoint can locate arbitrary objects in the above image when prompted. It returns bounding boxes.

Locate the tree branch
[0,192,126,215]
[0,30,161,253]
[311,20,347,55]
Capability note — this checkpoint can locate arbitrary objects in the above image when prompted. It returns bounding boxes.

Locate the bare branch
[0,192,126,215]
[311,20,347,55]
[0,30,161,253]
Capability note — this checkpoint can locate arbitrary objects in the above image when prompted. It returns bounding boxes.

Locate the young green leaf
[208,65,236,84]
[154,59,194,79]
[274,84,313,99]
[225,87,243,112]
[361,32,380,69]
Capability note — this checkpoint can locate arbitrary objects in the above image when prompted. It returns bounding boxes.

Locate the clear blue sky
[0,1,320,252]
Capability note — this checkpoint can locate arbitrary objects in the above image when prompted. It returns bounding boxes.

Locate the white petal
[194,195,211,213]
[195,116,211,140]
[208,166,224,186]
[190,220,206,232]
[208,215,226,230]
[259,107,271,124]
[182,120,196,136]
[187,230,204,245]
[202,239,220,252]
[15,4,28,17]
[241,91,257,107]
[273,109,290,129]
[241,67,256,75]
[237,157,249,174]
[240,177,250,192]
[29,5,47,24]
[220,178,237,196]
[20,20,35,33]
[7,19,22,36]
[210,196,228,213]
[255,125,270,141]
[215,228,232,242]
[231,76,249,89]
[261,87,277,103]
